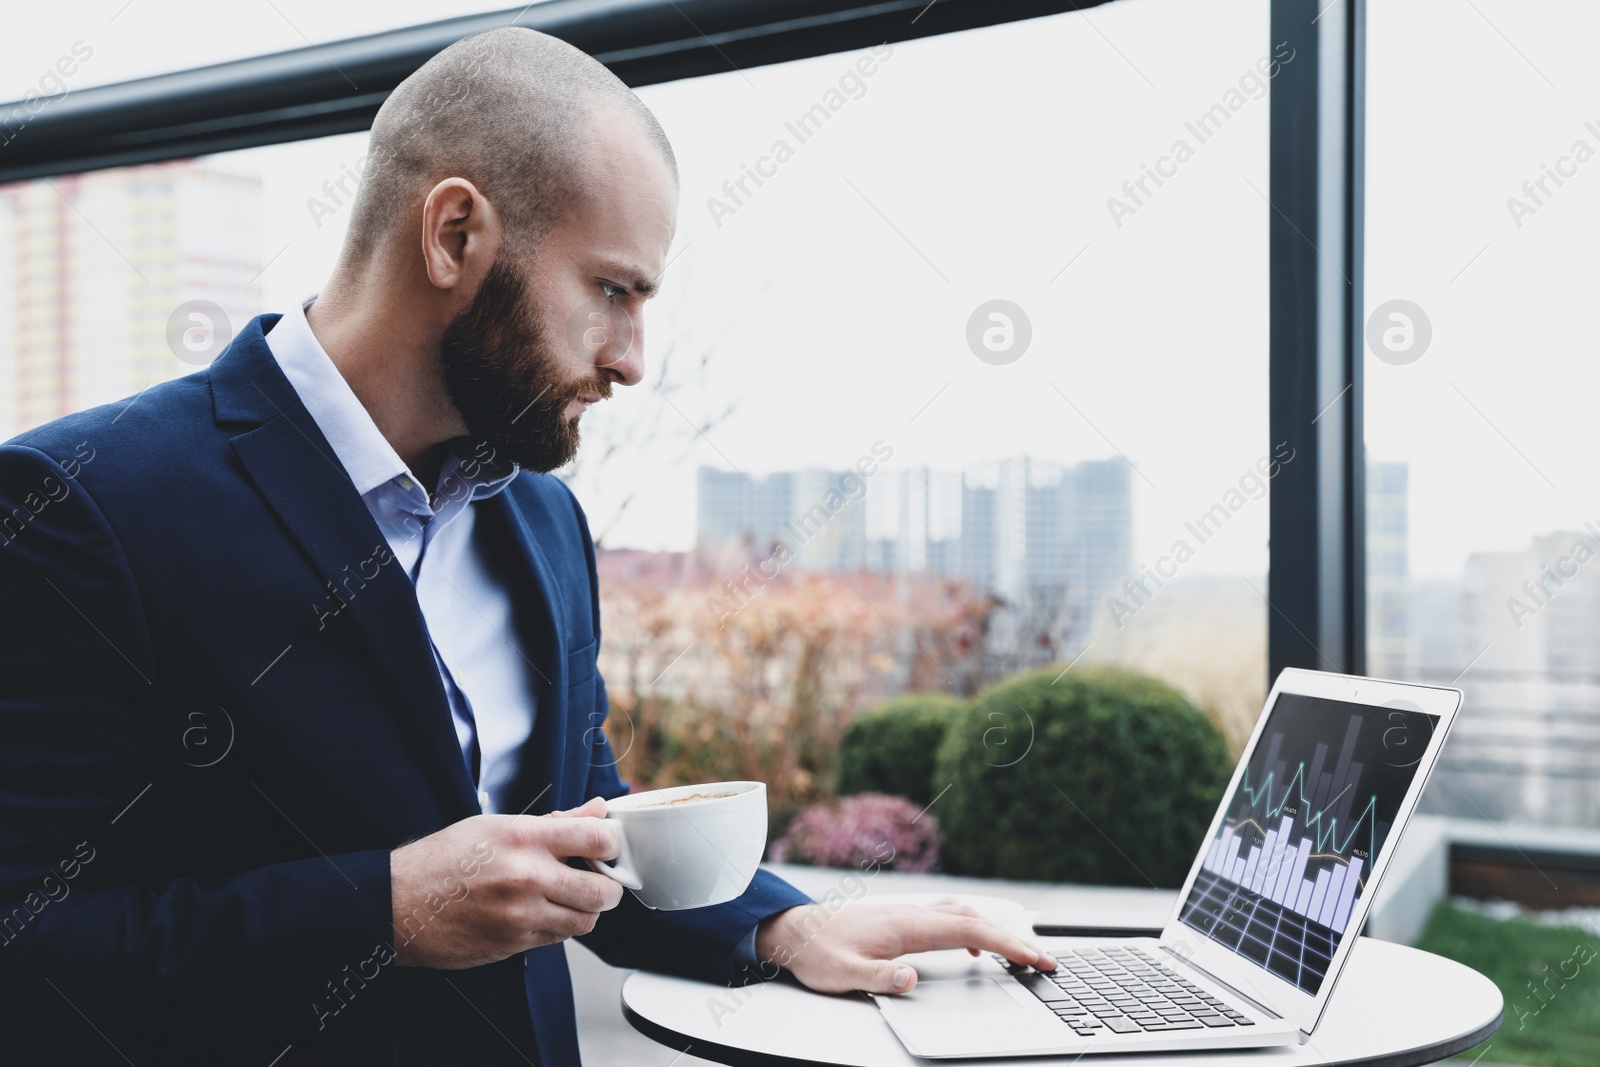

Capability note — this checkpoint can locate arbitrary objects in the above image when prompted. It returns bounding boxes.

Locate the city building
[0,160,262,438]
[1366,461,1410,677]
[1424,527,1600,827]
[696,455,1133,653]
[695,467,796,560]
[1408,577,1461,677]
[1458,529,1600,677]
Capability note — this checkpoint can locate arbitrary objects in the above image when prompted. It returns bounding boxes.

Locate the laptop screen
[1175,692,1440,997]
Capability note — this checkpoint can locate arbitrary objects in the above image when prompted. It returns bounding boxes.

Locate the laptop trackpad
[892,977,1023,1015]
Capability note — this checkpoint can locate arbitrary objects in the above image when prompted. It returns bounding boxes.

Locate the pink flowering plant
[768,792,939,873]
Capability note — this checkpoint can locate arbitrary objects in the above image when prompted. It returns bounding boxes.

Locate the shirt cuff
[734,922,761,967]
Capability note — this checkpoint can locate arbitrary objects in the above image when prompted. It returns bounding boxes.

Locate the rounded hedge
[933,666,1231,887]
[836,691,966,806]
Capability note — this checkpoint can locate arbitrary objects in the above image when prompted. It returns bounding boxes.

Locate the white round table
[622,936,1501,1067]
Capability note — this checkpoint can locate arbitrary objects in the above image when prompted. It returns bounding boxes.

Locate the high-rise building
[1432,527,1600,827]
[1409,576,1461,676]
[1366,461,1410,677]
[0,160,262,438]
[1059,458,1135,642]
[1534,530,1600,677]
[695,468,794,558]
[865,466,963,577]
[1461,549,1545,675]
[789,467,869,572]
[695,466,874,572]
[695,455,1133,652]
[1461,528,1600,676]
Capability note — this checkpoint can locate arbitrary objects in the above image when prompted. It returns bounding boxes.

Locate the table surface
[620,876,1502,1067]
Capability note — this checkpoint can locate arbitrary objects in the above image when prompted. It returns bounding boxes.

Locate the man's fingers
[530,900,606,939]
[929,903,989,958]
[915,908,1049,972]
[536,815,620,860]
[855,958,919,995]
[909,914,1057,971]
[545,863,625,913]
[550,795,607,819]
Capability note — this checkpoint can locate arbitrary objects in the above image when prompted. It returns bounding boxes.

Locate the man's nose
[597,315,643,387]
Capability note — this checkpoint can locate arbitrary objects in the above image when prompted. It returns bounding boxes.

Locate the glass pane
[581,0,1272,825]
[1367,0,1600,830]
[0,130,368,428]
[2,0,1273,885]
[1367,11,1599,1057]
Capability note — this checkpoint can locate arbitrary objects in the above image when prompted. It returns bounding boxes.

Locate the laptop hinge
[1158,945,1283,1020]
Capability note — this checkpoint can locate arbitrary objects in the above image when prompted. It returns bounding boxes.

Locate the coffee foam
[631,790,736,809]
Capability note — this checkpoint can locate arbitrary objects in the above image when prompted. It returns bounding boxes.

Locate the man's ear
[419,177,502,293]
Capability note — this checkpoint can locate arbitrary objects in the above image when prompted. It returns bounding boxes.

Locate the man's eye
[599,282,623,300]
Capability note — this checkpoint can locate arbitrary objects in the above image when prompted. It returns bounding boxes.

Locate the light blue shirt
[265,292,534,814]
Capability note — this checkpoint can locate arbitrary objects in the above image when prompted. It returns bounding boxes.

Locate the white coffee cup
[586,781,768,911]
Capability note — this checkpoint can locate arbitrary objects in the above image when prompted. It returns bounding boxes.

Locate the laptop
[874,668,1462,1058]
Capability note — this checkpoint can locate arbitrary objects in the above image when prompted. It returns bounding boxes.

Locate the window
[2,0,1278,849]
[568,0,1276,804]
[1367,0,1600,828]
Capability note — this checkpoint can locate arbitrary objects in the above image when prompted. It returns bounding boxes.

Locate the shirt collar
[264,291,520,503]
[432,441,520,509]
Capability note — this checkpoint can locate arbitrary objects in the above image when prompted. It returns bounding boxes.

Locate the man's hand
[754,899,1057,995]
[390,796,624,969]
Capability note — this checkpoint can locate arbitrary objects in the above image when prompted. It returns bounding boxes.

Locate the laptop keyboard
[994,946,1255,1037]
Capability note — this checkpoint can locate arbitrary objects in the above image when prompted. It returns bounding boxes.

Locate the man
[0,27,1053,1065]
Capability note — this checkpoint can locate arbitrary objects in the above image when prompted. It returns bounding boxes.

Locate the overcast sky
[4,0,1597,580]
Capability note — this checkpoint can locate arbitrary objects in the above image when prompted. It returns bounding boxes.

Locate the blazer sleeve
[558,484,813,985]
[0,443,394,1053]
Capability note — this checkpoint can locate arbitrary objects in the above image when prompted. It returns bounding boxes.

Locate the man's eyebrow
[597,259,662,298]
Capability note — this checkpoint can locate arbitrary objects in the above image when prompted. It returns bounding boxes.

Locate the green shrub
[836,691,966,805]
[933,666,1231,887]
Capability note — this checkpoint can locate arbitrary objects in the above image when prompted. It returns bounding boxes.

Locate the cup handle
[586,815,643,891]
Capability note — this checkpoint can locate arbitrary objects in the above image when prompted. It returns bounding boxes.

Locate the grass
[1415,901,1600,1067]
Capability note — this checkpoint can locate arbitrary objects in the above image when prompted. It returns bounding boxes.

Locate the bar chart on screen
[1177,695,1437,995]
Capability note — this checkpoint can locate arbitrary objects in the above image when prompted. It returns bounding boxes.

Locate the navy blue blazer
[0,313,811,1065]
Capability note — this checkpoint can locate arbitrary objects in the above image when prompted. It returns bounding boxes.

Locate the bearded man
[0,26,1053,1066]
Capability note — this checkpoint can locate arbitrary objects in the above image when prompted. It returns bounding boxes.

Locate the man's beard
[438,250,612,474]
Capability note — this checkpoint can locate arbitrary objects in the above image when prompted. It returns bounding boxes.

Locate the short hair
[342,26,676,264]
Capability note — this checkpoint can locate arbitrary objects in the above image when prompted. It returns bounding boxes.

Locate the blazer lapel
[211,315,478,818]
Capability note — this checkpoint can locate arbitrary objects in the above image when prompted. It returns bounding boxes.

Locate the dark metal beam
[1268,0,1365,680]
[0,0,1113,185]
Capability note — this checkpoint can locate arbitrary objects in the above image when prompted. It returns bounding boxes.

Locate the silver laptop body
[874,669,1462,1058]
